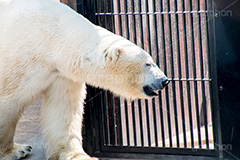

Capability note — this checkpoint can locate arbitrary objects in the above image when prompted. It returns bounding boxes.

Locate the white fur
[0,0,166,159]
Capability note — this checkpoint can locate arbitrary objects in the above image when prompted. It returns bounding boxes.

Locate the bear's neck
[49,15,118,84]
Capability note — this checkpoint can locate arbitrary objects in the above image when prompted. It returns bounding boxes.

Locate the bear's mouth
[143,85,158,97]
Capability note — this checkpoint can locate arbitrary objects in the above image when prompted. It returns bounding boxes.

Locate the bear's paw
[1,144,32,160]
[14,144,32,159]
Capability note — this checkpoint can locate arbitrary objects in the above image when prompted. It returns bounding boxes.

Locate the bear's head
[100,39,169,99]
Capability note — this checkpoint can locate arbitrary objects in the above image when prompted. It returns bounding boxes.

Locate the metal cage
[78,0,222,159]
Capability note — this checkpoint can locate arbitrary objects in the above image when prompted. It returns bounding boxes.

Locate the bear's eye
[145,63,152,67]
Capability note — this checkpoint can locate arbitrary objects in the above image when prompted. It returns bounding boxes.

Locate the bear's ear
[104,46,124,62]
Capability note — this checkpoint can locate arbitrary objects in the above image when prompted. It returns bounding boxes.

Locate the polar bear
[0,0,169,159]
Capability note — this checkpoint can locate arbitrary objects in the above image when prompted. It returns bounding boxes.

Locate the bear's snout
[153,76,169,90]
[143,77,169,97]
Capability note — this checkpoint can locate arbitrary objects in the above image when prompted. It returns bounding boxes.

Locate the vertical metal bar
[110,0,115,33]
[89,88,99,152]
[179,0,187,148]
[138,0,144,50]
[103,92,110,145]
[165,66,172,147]
[124,100,130,146]
[202,74,210,147]
[164,0,172,148]
[107,94,114,145]
[153,0,160,67]
[176,0,187,148]
[206,0,222,156]
[152,101,158,147]
[185,0,195,148]
[108,93,114,145]
[145,0,153,147]
[131,0,137,44]
[111,95,117,145]
[90,0,97,23]
[139,0,146,147]
[159,98,165,147]
[186,79,194,148]
[117,0,122,36]
[97,0,101,25]
[86,0,91,19]
[197,0,209,149]
[194,84,202,149]
[104,0,108,28]
[145,100,151,146]
[124,0,129,39]
[148,0,160,148]
[76,0,84,14]
[115,97,123,146]
[123,0,130,147]
[138,100,144,146]
[105,0,113,31]
[131,101,137,146]
[202,83,209,149]
[169,0,180,148]
[98,89,107,147]
[189,1,195,148]
[183,0,194,148]
[189,0,201,149]
[159,0,166,148]
[194,0,203,148]
[145,0,152,55]
[152,0,160,147]
[131,0,138,147]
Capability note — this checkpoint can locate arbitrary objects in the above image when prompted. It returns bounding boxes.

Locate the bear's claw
[14,144,32,159]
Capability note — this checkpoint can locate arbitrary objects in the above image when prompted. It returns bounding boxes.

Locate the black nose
[162,78,170,87]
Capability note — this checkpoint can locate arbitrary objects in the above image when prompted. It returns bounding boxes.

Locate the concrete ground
[15,98,46,160]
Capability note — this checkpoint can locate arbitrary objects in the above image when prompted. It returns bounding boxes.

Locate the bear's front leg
[0,97,33,160]
[41,77,97,160]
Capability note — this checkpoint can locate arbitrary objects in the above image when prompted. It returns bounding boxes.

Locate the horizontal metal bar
[95,10,208,16]
[169,78,212,81]
[100,146,218,157]
[94,152,220,160]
